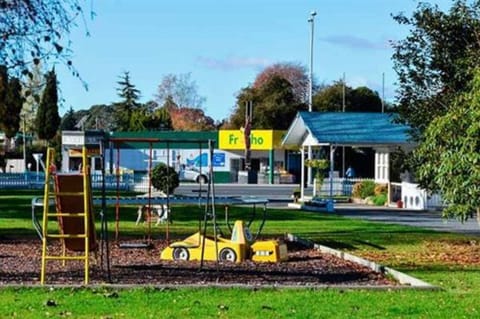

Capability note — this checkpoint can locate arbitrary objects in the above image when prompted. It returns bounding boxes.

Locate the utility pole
[342,72,346,177]
[307,10,317,186]
[244,101,253,172]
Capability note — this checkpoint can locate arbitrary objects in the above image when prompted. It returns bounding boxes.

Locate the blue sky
[57,0,451,121]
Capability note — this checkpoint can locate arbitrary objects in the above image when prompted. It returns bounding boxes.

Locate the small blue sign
[212,153,225,167]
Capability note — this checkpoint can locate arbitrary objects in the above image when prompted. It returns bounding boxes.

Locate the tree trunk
[4,137,10,153]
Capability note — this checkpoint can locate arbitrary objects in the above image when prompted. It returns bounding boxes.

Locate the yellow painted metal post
[82,146,90,284]
[40,148,54,285]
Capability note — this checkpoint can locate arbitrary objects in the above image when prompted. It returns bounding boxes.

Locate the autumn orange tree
[168,107,215,131]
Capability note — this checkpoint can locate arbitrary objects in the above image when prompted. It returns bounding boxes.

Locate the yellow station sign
[219,130,285,150]
[68,148,101,157]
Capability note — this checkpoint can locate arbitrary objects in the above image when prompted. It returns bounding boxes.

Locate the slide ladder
[40,147,96,285]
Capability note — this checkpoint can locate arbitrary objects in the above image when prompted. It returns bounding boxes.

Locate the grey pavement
[331,204,480,236]
[177,183,480,236]
[269,199,480,237]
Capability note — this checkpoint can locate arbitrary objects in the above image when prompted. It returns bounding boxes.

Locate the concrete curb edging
[286,233,438,290]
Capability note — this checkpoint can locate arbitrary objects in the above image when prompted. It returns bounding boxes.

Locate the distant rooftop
[282,112,412,147]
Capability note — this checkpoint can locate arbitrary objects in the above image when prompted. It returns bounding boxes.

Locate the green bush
[373,193,387,206]
[359,180,375,199]
[151,162,179,194]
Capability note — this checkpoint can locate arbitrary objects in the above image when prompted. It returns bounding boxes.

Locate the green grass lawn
[1,190,479,318]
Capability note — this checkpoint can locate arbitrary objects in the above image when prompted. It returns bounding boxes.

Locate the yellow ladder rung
[56,192,85,196]
[47,213,86,217]
[47,234,87,239]
[45,256,88,261]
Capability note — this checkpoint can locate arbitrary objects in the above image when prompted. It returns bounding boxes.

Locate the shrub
[352,182,363,198]
[151,162,179,194]
[373,193,387,206]
[305,159,329,196]
[359,180,375,199]
[374,184,387,196]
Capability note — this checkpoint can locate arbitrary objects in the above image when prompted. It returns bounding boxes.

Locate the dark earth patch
[0,239,397,287]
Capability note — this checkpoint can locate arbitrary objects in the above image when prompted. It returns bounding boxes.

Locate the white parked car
[179,166,208,184]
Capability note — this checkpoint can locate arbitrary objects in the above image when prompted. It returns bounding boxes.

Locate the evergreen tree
[114,71,141,131]
[0,65,8,132]
[60,107,78,131]
[3,77,24,138]
[36,69,60,141]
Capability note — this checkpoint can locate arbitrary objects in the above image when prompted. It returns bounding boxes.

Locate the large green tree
[60,107,78,131]
[253,62,310,104]
[77,104,116,131]
[0,68,23,151]
[392,0,480,137]
[413,69,480,222]
[313,81,348,112]
[149,104,173,131]
[36,69,60,141]
[228,76,306,130]
[313,80,382,112]
[3,77,24,138]
[0,66,7,131]
[114,71,142,131]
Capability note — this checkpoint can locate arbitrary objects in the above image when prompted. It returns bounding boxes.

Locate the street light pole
[308,11,316,112]
[307,11,316,186]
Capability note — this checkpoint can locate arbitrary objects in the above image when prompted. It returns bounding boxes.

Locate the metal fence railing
[0,172,134,191]
[313,177,375,197]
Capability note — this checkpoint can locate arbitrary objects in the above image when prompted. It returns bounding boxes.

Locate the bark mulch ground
[0,238,397,287]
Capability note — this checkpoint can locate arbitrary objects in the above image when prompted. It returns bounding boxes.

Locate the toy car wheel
[219,248,237,262]
[197,175,208,184]
[172,247,190,261]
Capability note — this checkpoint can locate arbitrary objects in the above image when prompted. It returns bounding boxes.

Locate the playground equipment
[108,137,211,246]
[160,220,288,263]
[31,136,282,284]
[39,147,98,284]
[160,139,288,264]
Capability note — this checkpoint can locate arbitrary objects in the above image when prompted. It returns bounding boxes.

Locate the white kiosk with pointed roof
[282,112,413,210]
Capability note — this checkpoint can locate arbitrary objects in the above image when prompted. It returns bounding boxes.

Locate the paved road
[332,204,480,236]
[176,183,480,236]
[176,183,309,200]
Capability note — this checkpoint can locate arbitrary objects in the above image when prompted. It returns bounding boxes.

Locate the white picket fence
[396,182,444,210]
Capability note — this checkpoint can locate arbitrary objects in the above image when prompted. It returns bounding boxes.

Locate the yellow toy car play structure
[160,220,287,263]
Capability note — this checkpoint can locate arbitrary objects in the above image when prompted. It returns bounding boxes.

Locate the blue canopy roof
[282,112,412,146]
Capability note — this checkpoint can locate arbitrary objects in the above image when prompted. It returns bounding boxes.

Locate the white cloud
[320,35,393,50]
[196,56,272,71]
